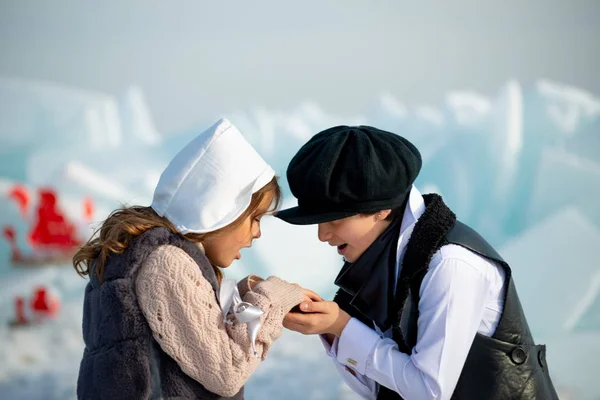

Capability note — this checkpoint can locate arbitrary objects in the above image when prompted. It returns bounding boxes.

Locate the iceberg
[0,78,164,199]
[500,207,600,337]
[1,77,599,399]
[526,147,600,231]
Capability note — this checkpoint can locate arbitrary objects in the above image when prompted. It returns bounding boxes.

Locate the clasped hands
[245,275,350,337]
[284,287,351,338]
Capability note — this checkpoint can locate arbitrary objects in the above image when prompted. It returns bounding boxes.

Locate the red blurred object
[28,188,81,250]
[3,186,90,267]
[9,287,61,327]
[8,184,30,218]
[82,196,95,221]
[2,225,22,261]
[3,225,15,242]
[14,296,28,325]
[30,286,60,319]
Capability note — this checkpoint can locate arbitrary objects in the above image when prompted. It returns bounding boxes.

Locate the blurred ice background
[1,1,599,399]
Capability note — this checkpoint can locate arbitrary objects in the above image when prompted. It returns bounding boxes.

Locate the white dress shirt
[321,186,506,400]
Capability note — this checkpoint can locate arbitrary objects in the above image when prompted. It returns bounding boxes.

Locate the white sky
[1,0,599,133]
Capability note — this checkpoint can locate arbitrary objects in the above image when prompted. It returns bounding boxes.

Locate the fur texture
[77,227,242,400]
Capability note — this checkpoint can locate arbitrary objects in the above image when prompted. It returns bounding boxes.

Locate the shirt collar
[393,186,426,290]
[399,185,426,236]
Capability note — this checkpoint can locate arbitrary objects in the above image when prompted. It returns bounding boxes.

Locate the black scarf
[333,194,456,348]
[333,215,403,331]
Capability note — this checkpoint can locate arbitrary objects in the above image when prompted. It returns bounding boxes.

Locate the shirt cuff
[320,334,340,358]
[336,317,382,376]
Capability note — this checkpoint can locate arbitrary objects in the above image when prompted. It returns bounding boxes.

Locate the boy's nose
[317,223,332,242]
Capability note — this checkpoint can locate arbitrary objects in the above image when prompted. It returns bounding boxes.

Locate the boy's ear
[375,209,393,221]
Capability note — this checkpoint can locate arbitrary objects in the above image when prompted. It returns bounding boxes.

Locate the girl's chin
[213,260,232,268]
[220,254,240,268]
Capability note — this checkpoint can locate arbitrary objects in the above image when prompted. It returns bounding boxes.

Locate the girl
[73,118,305,400]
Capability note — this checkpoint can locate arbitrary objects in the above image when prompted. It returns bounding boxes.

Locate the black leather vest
[335,195,558,400]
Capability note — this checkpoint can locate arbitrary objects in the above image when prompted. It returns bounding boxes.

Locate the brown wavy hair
[73,177,281,284]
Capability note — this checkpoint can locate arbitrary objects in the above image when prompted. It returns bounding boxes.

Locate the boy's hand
[284,300,350,337]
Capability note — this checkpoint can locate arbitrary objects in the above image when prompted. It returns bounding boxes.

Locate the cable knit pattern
[136,245,304,397]
[237,274,264,298]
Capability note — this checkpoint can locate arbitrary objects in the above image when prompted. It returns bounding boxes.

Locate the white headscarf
[151,118,275,234]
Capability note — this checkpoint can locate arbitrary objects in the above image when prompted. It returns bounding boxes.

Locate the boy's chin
[341,253,356,263]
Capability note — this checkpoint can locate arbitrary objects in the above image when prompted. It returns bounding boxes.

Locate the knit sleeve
[135,245,304,397]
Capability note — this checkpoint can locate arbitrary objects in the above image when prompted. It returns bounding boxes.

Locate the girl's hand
[247,274,265,289]
[301,288,322,302]
[289,287,322,312]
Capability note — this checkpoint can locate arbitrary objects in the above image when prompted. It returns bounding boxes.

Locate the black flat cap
[277,125,422,225]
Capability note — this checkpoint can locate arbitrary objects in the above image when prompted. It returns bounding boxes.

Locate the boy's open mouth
[337,244,348,254]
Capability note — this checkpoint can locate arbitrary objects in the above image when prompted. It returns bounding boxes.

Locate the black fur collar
[388,193,456,351]
[400,194,456,283]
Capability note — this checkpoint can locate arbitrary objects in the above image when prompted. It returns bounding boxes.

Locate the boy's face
[316,210,392,263]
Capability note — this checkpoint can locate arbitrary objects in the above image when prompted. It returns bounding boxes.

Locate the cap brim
[275,206,359,225]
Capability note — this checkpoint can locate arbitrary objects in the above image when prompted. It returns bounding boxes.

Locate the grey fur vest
[76,227,244,400]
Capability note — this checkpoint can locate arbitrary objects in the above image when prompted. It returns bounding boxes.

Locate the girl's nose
[252,220,262,239]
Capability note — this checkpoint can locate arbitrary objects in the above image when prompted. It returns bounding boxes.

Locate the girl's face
[203,192,274,268]
[317,210,392,263]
